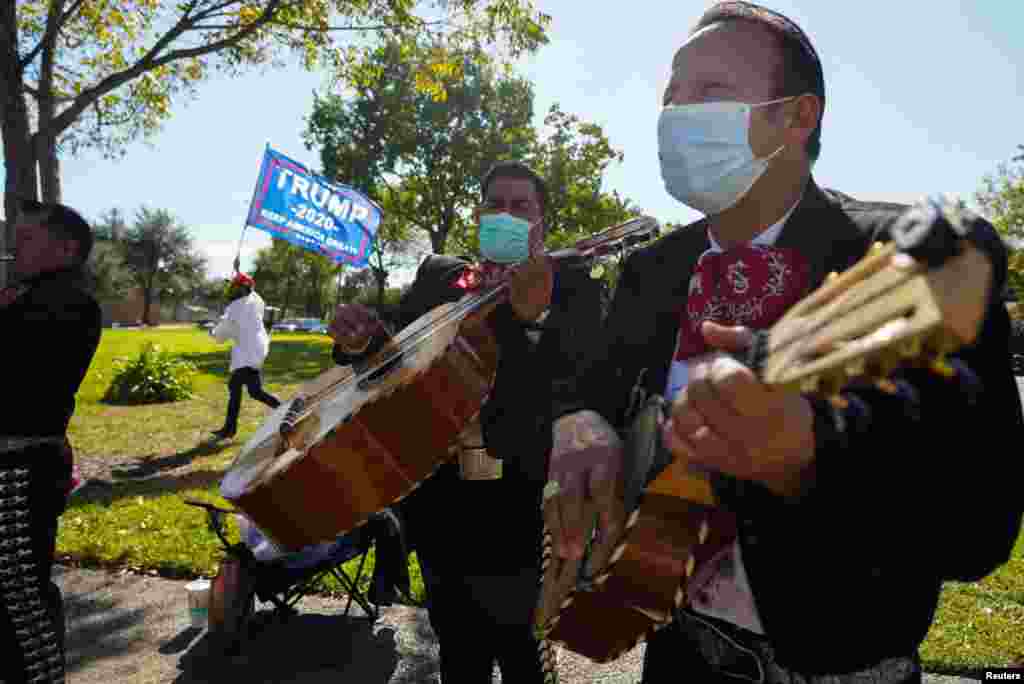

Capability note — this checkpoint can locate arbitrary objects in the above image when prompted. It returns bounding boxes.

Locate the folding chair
[247,520,380,621]
[184,499,392,651]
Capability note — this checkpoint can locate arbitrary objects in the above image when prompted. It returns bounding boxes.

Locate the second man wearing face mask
[328,160,605,683]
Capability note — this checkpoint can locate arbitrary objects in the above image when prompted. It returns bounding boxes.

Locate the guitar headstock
[549,216,662,262]
[754,196,993,401]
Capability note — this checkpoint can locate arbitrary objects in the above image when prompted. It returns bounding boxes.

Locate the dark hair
[19,198,94,265]
[481,160,548,213]
[692,1,825,161]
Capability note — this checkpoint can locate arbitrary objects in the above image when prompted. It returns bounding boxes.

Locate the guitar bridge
[279,395,320,453]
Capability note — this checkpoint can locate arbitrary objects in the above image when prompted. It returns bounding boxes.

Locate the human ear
[784,93,821,147]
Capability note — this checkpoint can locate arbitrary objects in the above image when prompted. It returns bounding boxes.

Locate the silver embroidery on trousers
[0,535,33,549]
[0,468,30,483]
[0,465,65,683]
[0,481,30,495]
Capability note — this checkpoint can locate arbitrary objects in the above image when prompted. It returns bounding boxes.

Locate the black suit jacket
[563,180,1024,672]
[0,266,102,438]
[334,253,604,574]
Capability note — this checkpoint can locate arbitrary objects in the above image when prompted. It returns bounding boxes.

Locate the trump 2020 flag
[246,145,381,268]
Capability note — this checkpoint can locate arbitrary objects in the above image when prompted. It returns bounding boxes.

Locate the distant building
[99,288,162,327]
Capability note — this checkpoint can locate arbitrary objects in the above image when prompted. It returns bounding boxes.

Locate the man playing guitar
[329,161,605,683]
[544,3,1024,682]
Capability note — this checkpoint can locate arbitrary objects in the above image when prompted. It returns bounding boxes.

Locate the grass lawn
[57,327,1023,673]
[60,325,426,603]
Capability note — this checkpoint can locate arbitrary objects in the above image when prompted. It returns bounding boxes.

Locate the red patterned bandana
[0,284,28,310]
[454,222,546,291]
[675,244,811,360]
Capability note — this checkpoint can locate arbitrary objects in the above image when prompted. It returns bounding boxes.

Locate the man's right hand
[548,410,625,560]
[329,303,387,353]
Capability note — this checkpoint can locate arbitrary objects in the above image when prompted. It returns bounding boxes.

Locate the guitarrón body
[220,217,662,552]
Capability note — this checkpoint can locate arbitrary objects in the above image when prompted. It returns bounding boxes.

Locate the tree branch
[19,0,87,70]
[43,0,285,139]
[192,20,442,32]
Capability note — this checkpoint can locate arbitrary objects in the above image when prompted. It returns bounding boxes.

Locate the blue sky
[19,1,1024,285]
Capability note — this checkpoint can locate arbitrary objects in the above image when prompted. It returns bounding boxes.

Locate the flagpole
[235,141,271,274]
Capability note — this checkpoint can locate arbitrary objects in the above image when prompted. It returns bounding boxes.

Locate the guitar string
[763,248,935,389]
[282,217,657,410]
[253,218,659,448]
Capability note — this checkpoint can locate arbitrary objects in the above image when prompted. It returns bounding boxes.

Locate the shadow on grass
[173,612,402,683]
[109,440,233,480]
[181,339,335,386]
[68,432,239,506]
[72,469,225,506]
[58,568,148,675]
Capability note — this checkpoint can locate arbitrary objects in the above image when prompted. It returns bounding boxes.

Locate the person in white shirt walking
[210,272,280,440]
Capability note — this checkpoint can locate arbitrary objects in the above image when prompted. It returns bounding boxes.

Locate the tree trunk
[37,133,61,204]
[429,228,447,254]
[142,244,158,325]
[373,268,387,308]
[36,1,63,204]
[142,284,153,326]
[281,252,298,319]
[0,0,38,285]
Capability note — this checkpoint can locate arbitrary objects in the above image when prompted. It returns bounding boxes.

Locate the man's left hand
[509,255,554,323]
[662,320,817,499]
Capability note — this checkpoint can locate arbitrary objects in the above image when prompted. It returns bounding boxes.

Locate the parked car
[272,318,328,334]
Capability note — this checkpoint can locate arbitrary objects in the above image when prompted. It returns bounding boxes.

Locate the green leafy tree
[975,144,1024,298]
[306,37,644,262]
[82,207,132,300]
[528,104,639,249]
[305,36,536,255]
[120,206,206,324]
[338,266,376,305]
[363,185,431,306]
[1,0,550,281]
[81,238,131,301]
[191,276,231,315]
[251,241,342,318]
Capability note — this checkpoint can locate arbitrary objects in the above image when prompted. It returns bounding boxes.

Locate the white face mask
[657,97,793,215]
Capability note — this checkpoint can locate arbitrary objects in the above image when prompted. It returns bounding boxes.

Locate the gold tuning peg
[800,375,820,394]
[875,378,900,395]
[929,357,956,378]
[845,358,866,377]
[827,270,839,281]
[900,336,923,359]
[871,241,885,251]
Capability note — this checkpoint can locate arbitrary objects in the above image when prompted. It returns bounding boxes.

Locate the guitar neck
[548,216,661,262]
[748,200,992,401]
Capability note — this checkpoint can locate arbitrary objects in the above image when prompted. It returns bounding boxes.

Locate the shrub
[102,342,197,404]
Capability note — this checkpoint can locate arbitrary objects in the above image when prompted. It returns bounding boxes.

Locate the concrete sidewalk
[57,564,646,683]
[57,565,977,684]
